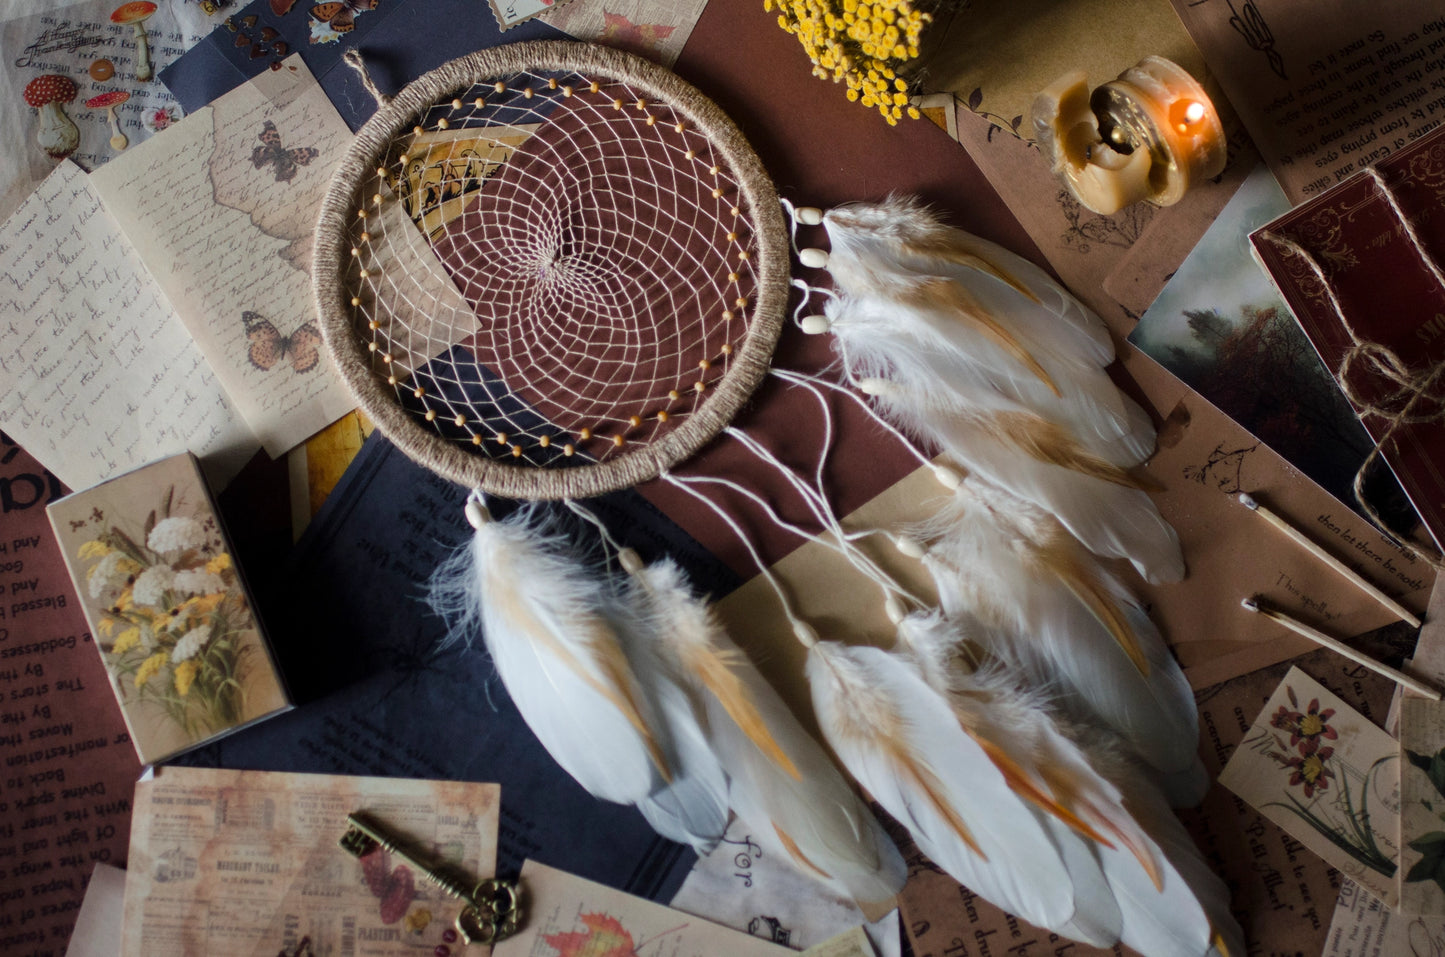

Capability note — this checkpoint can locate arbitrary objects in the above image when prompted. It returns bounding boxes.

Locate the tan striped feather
[904,279,1060,397]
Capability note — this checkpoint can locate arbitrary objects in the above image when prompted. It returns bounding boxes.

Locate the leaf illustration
[543,912,636,957]
[967,87,983,111]
[1415,832,1445,852]
[1405,748,1445,797]
[1010,114,1023,131]
[1406,852,1443,883]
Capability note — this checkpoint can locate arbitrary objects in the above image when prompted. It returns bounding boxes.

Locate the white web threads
[343,68,760,471]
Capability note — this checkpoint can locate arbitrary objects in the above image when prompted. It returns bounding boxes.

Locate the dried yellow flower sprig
[765,0,930,125]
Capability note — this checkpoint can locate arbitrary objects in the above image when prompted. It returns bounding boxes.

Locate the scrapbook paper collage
[122,767,501,957]
[0,0,217,221]
[0,56,358,494]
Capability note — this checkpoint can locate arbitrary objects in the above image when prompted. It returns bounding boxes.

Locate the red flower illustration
[1270,696,1337,755]
[1285,747,1336,798]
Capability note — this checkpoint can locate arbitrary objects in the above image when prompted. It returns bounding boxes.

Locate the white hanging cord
[664,463,929,611]
[780,198,839,330]
[660,471,820,647]
[768,367,943,477]
[563,499,634,575]
[722,428,928,614]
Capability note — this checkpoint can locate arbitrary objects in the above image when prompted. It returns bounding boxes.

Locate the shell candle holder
[1032,56,1225,215]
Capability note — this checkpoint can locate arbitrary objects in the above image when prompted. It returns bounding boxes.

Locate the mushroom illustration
[86,90,131,151]
[23,75,79,160]
[110,2,158,82]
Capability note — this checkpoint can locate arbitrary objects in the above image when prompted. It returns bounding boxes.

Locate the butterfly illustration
[251,120,318,183]
[243,311,323,374]
[68,519,86,532]
[91,507,104,523]
[311,0,378,33]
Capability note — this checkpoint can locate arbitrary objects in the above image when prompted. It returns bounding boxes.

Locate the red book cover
[1250,126,1445,551]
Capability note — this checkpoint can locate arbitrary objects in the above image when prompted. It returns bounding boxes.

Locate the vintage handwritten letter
[1220,666,1401,906]
[1170,0,1445,201]
[122,766,500,957]
[90,56,354,458]
[496,861,791,957]
[0,160,255,491]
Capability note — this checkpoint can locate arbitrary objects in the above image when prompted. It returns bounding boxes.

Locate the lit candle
[1032,56,1225,215]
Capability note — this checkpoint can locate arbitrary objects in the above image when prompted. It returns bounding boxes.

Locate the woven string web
[318,46,783,499]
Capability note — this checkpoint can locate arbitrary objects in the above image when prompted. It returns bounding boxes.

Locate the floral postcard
[47,452,289,764]
[1220,666,1401,905]
[1399,698,1445,915]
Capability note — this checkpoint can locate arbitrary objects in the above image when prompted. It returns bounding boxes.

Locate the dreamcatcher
[312,41,1242,956]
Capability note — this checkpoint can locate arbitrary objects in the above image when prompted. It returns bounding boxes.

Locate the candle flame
[1184,101,1205,123]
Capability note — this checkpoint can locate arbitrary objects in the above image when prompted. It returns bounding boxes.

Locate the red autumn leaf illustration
[542,912,637,957]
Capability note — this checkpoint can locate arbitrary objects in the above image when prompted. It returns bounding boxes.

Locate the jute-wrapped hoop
[313,41,788,500]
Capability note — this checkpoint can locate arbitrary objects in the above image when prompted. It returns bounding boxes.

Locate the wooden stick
[1243,596,1440,699]
[1239,493,1421,628]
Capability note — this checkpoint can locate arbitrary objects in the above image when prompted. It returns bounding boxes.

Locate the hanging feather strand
[428,498,670,805]
[632,558,907,901]
[906,475,1204,798]
[893,612,1240,955]
[806,638,1084,933]
[815,196,1184,583]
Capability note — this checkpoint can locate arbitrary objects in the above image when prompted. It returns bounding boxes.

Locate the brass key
[339,811,522,945]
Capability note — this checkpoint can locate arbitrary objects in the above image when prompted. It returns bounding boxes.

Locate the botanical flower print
[171,626,210,663]
[1271,698,1338,755]
[75,486,255,737]
[172,568,226,597]
[1285,747,1336,798]
[132,565,176,606]
[148,515,207,554]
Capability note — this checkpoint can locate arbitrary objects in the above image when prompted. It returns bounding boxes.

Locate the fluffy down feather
[823,196,1157,469]
[819,196,1183,584]
[894,613,1239,955]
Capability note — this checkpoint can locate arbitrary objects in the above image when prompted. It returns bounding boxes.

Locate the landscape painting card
[1128,163,1411,529]
[1398,698,1445,915]
[495,860,791,957]
[1220,666,1401,905]
[90,54,355,457]
[47,452,290,764]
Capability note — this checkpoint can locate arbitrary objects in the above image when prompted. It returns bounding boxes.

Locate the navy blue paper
[160,0,567,130]
[174,430,741,899]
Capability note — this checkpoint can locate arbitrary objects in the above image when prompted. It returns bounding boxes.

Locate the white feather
[636,561,906,900]
[895,613,1239,955]
[823,196,1156,468]
[829,298,1181,582]
[1084,730,1244,957]
[806,639,1081,932]
[428,505,668,805]
[914,479,1201,789]
[617,603,731,855]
